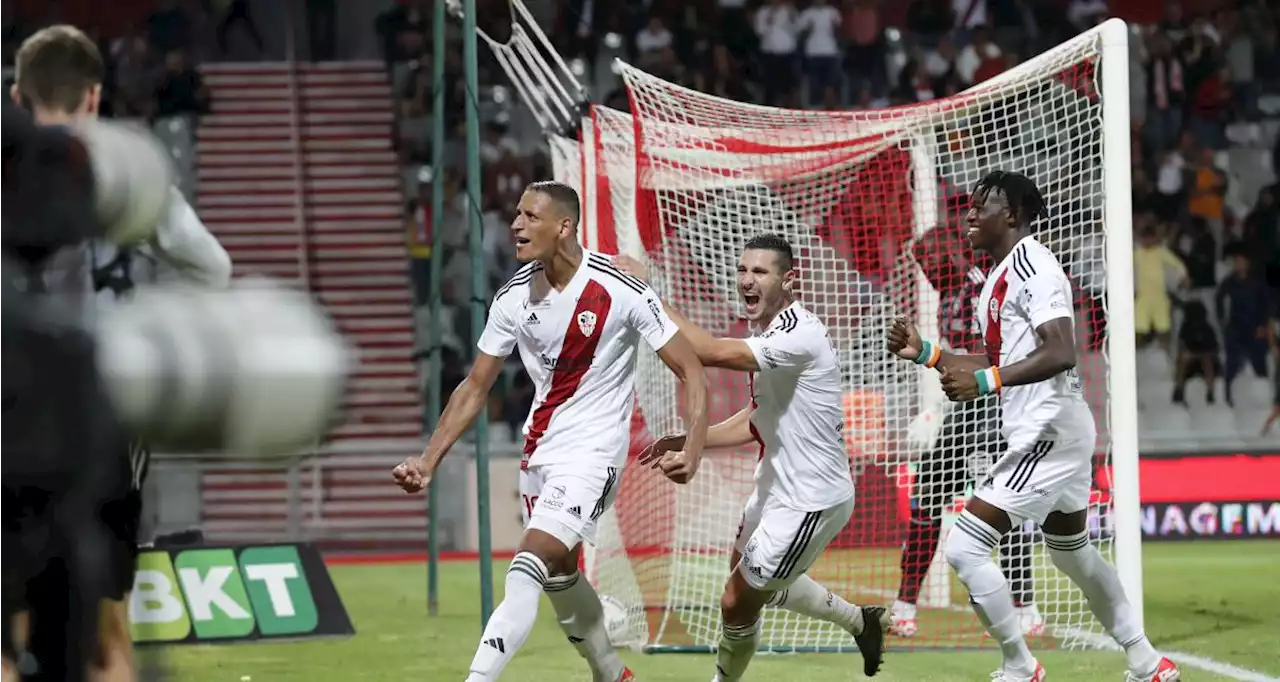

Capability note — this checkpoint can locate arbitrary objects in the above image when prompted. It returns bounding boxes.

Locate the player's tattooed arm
[393,351,506,493]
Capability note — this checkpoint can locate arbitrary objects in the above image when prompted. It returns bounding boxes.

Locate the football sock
[767,574,865,635]
[897,509,942,604]
[946,511,1036,676]
[714,619,760,682]
[1000,525,1035,607]
[544,571,626,682]
[1044,530,1160,674]
[465,552,547,682]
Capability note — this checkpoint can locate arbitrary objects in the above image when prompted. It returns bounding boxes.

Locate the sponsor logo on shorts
[744,537,759,556]
[542,485,566,511]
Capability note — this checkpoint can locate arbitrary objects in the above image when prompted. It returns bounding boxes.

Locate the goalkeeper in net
[890,234,1041,639]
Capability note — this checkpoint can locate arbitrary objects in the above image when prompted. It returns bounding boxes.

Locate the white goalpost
[475,4,1140,652]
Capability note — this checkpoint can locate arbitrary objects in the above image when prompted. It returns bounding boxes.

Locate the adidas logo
[567,505,581,518]
[567,635,585,643]
[484,637,505,653]
[526,313,540,325]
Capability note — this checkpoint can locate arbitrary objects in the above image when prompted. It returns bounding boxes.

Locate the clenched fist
[886,315,923,362]
[392,456,431,493]
[638,434,699,484]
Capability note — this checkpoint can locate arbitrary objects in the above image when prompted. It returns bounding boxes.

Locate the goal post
[565,19,1137,652]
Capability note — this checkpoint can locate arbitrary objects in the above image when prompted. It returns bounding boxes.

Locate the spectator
[376,1,427,70]
[842,0,885,97]
[797,0,842,107]
[213,0,265,56]
[1172,300,1220,405]
[923,34,958,84]
[1172,217,1218,291]
[1186,146,1227,233]
[1065,0,1107,32]
[1255,26,1280,95]
[692,44,752,101]
[1143,31,1184,153]
[755,0,800,105]
[717,0,757,60]
[1215,247,1273,405]
[904,0,953,44]
[398,62,431,162]
[635,16,673,69]
[955,25,1000,85]
[1158,0,1188,45]
[1188,65,1231,148]
[951,0,988,33]
[147,0,192,56]
[1264,310,1280,435]
[153,49,209,119]
[1241,186,1279,288]
[110,32,155,118]
[1133,221,1186,350]
[1221,10,1256,120]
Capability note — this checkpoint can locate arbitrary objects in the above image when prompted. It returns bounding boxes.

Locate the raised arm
[885,315,988,373]
[663,302,763,372]
[145,188,232,287]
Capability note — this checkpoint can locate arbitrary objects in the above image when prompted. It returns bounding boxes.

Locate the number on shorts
[522,494,539,518]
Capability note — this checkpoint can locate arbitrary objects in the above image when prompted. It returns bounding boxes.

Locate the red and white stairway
[195,61,425,546]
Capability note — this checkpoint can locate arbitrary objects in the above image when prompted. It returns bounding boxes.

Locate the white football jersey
[976,236,1093,454]
[743,302,855,511]
[478,251,677,468]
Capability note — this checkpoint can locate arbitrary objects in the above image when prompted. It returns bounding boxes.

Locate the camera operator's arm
[143,188,233,287]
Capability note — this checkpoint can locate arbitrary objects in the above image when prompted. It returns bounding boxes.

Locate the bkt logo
[130,545,338,643]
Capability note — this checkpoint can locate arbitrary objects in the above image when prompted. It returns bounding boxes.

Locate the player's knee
[517,529,577,577]
[944,512,1001,581]
[720,575,765,626]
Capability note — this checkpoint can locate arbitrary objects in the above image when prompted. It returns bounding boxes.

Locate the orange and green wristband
[913,340,943,368]
[975,366,1003,395]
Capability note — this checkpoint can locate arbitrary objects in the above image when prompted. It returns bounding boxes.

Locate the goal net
[480,3,1139,653]
[573,21,1137,652]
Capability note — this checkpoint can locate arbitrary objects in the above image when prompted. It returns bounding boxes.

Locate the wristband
[913,339,942,368]
[976,367,1003,395]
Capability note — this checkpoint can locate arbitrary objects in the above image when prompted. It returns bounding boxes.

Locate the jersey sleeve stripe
[778,309,799,333]
[494,263,542,301]
[587,262,645,295]
[587,253,650,292]
[1012,245,1036,280]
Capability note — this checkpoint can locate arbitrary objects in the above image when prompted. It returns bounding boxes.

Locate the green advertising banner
[129,543,353,645]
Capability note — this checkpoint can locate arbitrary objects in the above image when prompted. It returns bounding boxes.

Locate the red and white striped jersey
[976,236,1092,455]
[477,250,677,468]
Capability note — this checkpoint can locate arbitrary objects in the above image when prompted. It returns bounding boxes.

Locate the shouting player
[393,181,709,682]
[886,171,1179,682]
[892,242,1042,638]
[619,234,888,681]
[8,24,232,682]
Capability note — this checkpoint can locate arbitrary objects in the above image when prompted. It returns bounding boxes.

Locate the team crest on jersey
[988,297,1001,322]
[577,311,597,337]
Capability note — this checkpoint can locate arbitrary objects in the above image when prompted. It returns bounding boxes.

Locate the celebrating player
[891,238,1042,638]
[8,24,231,682]
[393,181,709,682]
[886,171,1179,682]
[619,234,888,681]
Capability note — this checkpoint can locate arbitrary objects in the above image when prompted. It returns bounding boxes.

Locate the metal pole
[461,0,494,627]
[426,0,448,619]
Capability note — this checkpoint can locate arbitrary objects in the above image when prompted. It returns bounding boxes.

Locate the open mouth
[743,294,760,307]
[515,237,531,246]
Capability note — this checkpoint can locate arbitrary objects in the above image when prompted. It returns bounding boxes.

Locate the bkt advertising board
[129,544,354,644]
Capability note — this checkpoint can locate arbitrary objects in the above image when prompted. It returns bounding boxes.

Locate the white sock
[1044,530,1160,674]
[714,619,759,682]
[544,571,626,682]
[946,511,1036,676]
[767,574,865,634]
[465,552,547,682]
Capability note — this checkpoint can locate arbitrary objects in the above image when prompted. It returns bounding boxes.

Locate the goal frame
[549,18,1142,651]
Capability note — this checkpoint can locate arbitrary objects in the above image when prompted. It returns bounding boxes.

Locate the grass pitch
[166,541,1280,681]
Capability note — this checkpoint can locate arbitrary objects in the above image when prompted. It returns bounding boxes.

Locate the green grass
[166,541,1280,681]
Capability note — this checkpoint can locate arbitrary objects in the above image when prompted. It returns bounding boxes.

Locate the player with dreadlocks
[886,171,1179,682]
[891,187,1042,640]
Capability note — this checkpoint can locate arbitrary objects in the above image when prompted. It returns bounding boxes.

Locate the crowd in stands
[382,0,1279,446]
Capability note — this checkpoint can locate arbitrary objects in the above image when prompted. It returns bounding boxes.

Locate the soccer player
[9,25,232,682]
[886,171,1179,682]
[619,234,888,680]
[892,244,1042,639]
[392,181,709,682]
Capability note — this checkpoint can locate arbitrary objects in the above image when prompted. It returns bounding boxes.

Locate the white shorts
[733,491,855,591]
[520,462,620,551]
[973,430,1094,526]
